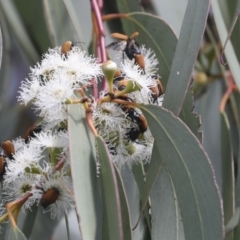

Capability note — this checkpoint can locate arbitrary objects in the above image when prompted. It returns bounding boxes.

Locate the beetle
[1,140,15,160]
[121,105,148,141]
[106,32,145,73]
[0,153,6,179]
[24,125,42,144]
[149,75,164,103]
[61,41,74,55]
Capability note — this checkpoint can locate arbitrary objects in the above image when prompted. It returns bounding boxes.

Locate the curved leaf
[226,207,240,235]
[117,0,142,21]
[163,0,210,116]
[21,204,38,239]
[42,0,78,46]
[0,0,39,64]
[221,112,235,240]
[120,12,178,88]
[179,87,201,142]
[151,164,185,240]
[68,104,98,240]
[114,165,132,240]
[8,227,27,240]
[13,0,51,53]
[140,104,224,240]
[96,135,123,240]
[62,0,86,51]
[0,24,2,70]
[211,0,240,91]
[120,166,150,240]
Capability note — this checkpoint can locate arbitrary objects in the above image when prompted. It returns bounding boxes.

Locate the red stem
[91,0,107,92]
[219,71,236,112]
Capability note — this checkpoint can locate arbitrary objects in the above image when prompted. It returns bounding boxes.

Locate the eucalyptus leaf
[179,87,201,142]
[42,0,78,47]
[120,166,150,240]
[163,0,210,116]
[226,208,240,235]
[7,227,27,240]
[140,104,224,240]
[62,0,86,51]
[120,12,178,88]
[221,112,235,240]
[68,103,98,240]
[96,135,123,240]
[21,204,38,239]
[13,0,51,53]
[151,164,185,240]
[103,0,124,33]
[116,0,142,17]
[0,24,2,70]
[131,164,151,231]
[211,0,240,91]
[0,0,39,64]
[114,165,132,240]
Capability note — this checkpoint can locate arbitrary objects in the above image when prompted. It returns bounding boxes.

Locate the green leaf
[221,112,235,240]
[131,164,151,231]
[96,135,123,240]
[234,215,240,240]
[21,204,38,239]
[120,12,178,88]
[226,208,240,235]
[163,0,210,116]
[211,0,240,91]
[13,0,52,53]
[114,165,132,240]
[0,0,39,64]
[117,0,142,18]
[0,24,2,70]
[68,104,98,240]
[179,87,201,142]
[140,104,224,240]
[151,164,185,240]
[7,227,27,240]
[62,0,86,51]
[42,0,78,46]
[103,0,124,33]
[120,166,150,240]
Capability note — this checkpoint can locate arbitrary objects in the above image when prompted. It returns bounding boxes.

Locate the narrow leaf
[116,0,142,14]
[211,0,240,91]
[21,204,38,239]
[0,0,39,63]
[226,208,240,235]
[0,24,2,70]
[7,227,27,240]
[221,112,235,240]
[151,165,185,240]
[119,12,178,87]
[163,0,210,116]
[120,166,150,240]
[42,0,78,46]
[114,165,132,240]
[179,87,201,142]
[96,135,123,240]
[68,104,98,240]
[62,0,86,51]
[140,104,224,240]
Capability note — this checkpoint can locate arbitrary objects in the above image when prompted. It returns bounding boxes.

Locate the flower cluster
[0,36,164,229]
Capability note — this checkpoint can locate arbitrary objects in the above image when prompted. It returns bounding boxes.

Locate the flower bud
[195,72,208,85]
[102,60,118,93]
[115,79,142,97]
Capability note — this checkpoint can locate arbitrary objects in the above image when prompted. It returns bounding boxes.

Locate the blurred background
[0,0,239,239]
